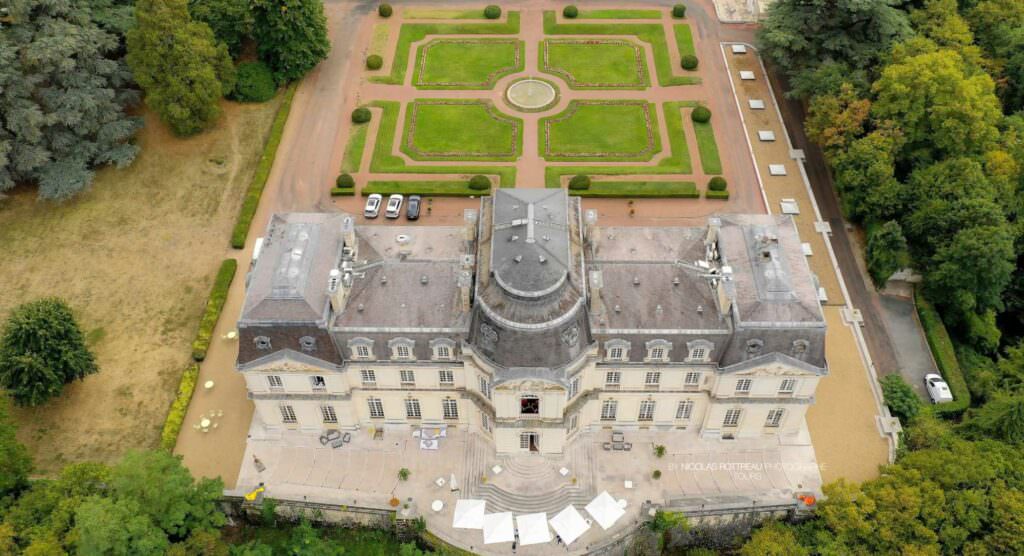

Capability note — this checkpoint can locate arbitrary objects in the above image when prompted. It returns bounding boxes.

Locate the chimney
[705,217,721,262]
[589,270,603,313]
[584,209,599,248]
[341,216,356,258]
[457,270,473,312]
[463,209,479,243]
[328,268,350,314]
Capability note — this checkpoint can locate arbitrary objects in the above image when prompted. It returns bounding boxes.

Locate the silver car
[364,194,382,218]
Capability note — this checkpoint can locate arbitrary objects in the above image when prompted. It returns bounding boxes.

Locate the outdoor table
[200,418,211,428]
[624,480,633,489]
[611,432,624,443]
[431,500,444,512]
[559,467,570,476]
[204,380,215,390]
[435,477,446,487]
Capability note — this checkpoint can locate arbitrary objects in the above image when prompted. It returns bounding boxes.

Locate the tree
[127,0,236,136]
[910,0,985,69]
[188,0,253,57]
[251,0,330,83]
[0,397,32,500]
[962,394,1024,444]
[880,374,922,423]
[0,298,98,406]
[73,496,170,555]
[739,521,808,556]
[0,0,141,200]
[829,129,904,223]
[805,82,871,160]
[924,224,1015,321]
[866,220,909,288]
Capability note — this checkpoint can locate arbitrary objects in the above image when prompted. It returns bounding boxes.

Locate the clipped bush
[563,5,578,18]
[352,107,372,124]
[672,4,687,18]
[160,364,199,450]
[191,259,238,361]
[708,176,727,191]
[484,5,501,19]
[680,54,699,70]
[230,61,277,103]
[378,3,392,17]
[366,54,383,70]
[691,105,711,123]
[336,173,355,189]
[469,175,491,191]
[881,374,922,424]
[652,469,662,480]
[568,174,591,190]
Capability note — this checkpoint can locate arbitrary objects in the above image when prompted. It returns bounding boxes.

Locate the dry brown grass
[0,98,282,475]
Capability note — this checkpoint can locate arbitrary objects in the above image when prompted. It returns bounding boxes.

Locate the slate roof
[489,189,571,298]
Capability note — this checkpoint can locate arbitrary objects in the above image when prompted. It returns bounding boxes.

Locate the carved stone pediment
[495,379,565,392]
[735,363,814,377]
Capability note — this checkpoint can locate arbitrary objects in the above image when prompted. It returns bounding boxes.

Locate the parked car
[406,195,421,220]
[924,373,953,404]
[364,194,382,218]
[385,194,403,219]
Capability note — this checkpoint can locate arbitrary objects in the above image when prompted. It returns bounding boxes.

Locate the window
[520,433,531,450]
[354,345,371,359]
[349,338,375,360]
[405,398,421,419]
[569,414,578,431]
[400,370,415,385]
[321,405,337,423]
[645,340,672,362]
[360,369,376,385]
[435,345,451,359]
[395,345,411,359]
[676,400,694,420]
[684,372,701,389]
[255,336,272,350]
[479,376,491,399]
[601,400,618,421]
[520,395,540,415]
[438,369,454,385]
[766,408,785,428]
[746,339,764,358]
[481,412,490,432]
[638,400,656,421]
[723,409,742,427]
[431,339,456,361]
[605,340,629,361]
[443,399,458,420]
[280,405,297,424]
[608,347,625,360]
[389,338,415,360]
[686,340,714,362]
[299,336,316,352]
[649,347,666,361]
[368,398,384,418]
[568,376,580,399]
[645,372,661,387]
[605,371,621,386]
[267,375,284,390]
[689,347,706,360]
[310,375,326,391]
[735,378,752,394]
[779,379,797,394]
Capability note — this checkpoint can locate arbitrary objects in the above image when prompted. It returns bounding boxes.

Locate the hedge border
[915,291,970,416]
[362,180,489,196]
[705,189,730,199]
[230,83,299,249]
[191,259,238,361]
[160,363,199,451]
[569,180,698,198]
[330,188,356,196]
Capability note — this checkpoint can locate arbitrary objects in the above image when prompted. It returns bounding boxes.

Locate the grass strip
[330,188,356,196]
[578,9,662,19]
[363,180,488,196]
[230,83,298,249]
[544,101,694,187]
[571,181,697,198]
[340,123,369,173]
[191,258,238,361]
[915,291,970,417]
[705,189,730,199]
[542,12,699,86]
[403,8,487,19]
[160,363,199,451]
[369,101,517,186]
[370,23,390,56]
[372,13,521,85]
[693,120,722,174]
[673,24,696,59]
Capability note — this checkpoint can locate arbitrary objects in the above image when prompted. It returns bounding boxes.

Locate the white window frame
[360,369,376,385]
[321,405,337,424]
[684,372,701,389]
[601,400,617,421]
[638,400,656,422]
[519,432,531,450]
[405,398,421,419]
[644,371,661,387]
[568,376,580,399]
[280,405,297,424]
[430,338,456,361]
[605,371,621,386]
[400,369,416,385]
[367,398,384,419]
[779,378,797,395]
[645,340,672,363]
[735,378,753,394]
[389,338,415,361]
[349,338,375,361]
[686,340,714,362]
[569,414,578,431]
[267,375,284,390]
[479,376,491,399]
[443,398,459,420]
[723,408,742,427]
[605,339,629,362]
[481,412,490,432]
[766,408,785,428]
[438,369,454,385]
[676,400,694,420]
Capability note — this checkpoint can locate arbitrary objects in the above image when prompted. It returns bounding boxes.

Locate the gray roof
[489,189,571,298]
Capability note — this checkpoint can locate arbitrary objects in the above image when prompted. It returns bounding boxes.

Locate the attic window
[746,339,764,357]
[299,336,317,352]
[792,339,810,359]
[254,336,272,350]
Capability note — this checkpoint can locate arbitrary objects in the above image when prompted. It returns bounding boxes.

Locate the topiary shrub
[352,107,372,124]
[366,55,383,70]
[680,54,698,71]
[568,174,591,190]
[230,61,277,103]
[336,173,355,189]
[563,5,578,18]
[672,4,686,18]
[708,176,727,191]
[469,175,491,191]
[652,469,662,480]
[484,5,501,19]
[691,106,711,123]
[378,3,392,17]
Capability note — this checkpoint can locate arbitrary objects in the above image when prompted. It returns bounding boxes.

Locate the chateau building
[237,189,827,454]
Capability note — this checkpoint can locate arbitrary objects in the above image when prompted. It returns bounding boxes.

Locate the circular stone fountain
[505,78,559,112]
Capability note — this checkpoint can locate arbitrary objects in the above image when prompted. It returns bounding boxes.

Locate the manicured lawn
[415,39,523,88]
[542,101,659,162]
[340,123,369,173]
[692,120,722,174]
[403,100,521,161]
[369,23,389,56]
[403,7,489,19]
[363,180,486,196]
[542,12,700,86]
[570,180,698,197]
[372,13,521,85]
[542,39,648,89]
[578,9,662,19]
[674,24,696,59]
[369,101,517,186]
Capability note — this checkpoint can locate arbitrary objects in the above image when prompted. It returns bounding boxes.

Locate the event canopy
[549,505,590,546]
[482,512,515,544]
[452,499,486,529]
[585,491,626,530]
[515,512,552,546]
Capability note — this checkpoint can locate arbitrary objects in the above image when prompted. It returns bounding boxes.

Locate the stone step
[476,484,593,514]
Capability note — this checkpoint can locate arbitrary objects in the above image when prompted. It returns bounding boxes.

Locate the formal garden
[338,4,727,200]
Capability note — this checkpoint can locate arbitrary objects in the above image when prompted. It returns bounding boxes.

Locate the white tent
[549,505,590,546]
[516,512,552,546]
[449,473,459,491]
[585,491,626,530]
[452,499,486,529]
[482,512,515,544]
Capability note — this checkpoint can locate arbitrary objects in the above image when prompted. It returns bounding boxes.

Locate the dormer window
[254,336,272,350]
[644,340,672,363]
[686,340,714,362]
[604,340,629,362]
[388,338,415,361]
[430,338,456,361]
[299,336,317,353]
[348,338,374,360]
[791,339,810,360]
[746,339,764,358]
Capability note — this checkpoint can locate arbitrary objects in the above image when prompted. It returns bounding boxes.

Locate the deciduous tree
[0,398,32,500]
[805,82,871,160]
[866,220,909,288]
[73,496,170,555]
[251,0,330,83]
[188,0,253,57]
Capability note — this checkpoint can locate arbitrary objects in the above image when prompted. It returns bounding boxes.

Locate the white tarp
[585,491,626,530]
[449,473,459,491]
[452,499,486,529]
[516,512,551,546]
[549,505,590,546]
[482,512,515,544]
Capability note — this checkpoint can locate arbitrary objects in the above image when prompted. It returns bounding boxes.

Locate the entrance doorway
[520,432,539,452]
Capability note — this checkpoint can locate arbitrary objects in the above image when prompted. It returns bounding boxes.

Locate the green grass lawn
[414,39,523,89]
[363,180,486,196]
[542,101,659,161]
[692,120,722,174]
[542,12,700,86]
[570,180,698,197]
[674,24,696,60]
[340,123,369,173]
[369,101,517,186]
[542,39,648,89]
[577,9,662,19]
[403,100,521,161]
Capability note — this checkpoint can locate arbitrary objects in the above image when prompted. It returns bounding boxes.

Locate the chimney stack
[457,270,473,312]
[589,270,603,314]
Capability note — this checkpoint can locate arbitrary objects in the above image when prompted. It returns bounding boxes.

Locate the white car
[364,194,382,218]
[384,194,403,219]
[924,373,953,404]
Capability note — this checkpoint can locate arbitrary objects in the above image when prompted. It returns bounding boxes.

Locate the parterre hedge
[708,176,727,191]
[160,363,199,451]
[336,173,355,188]
[705,189,730,199]
[484,5,501,19]
[915,290,970,416]
[672,4,686,18]
[191,259,238,361]
[366,54,383,70]
[352,107,372,123]
[563,5,578,18]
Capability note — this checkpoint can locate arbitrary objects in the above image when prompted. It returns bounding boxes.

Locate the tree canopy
[251,0,330,83]
[0,397,32,501]
[188,0,253,58]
